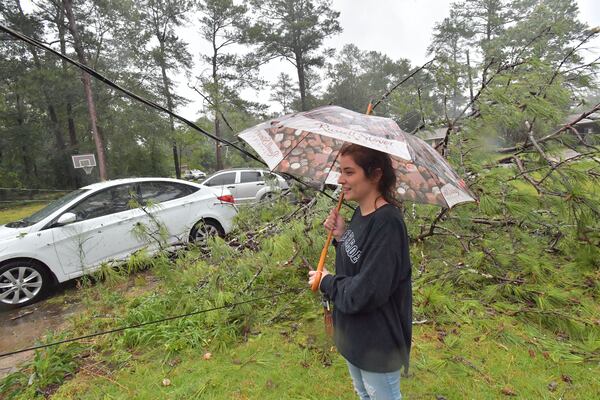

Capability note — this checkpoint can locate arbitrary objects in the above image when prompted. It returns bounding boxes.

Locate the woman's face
[337,154,380,202]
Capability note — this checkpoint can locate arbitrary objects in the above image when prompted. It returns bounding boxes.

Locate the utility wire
[0,187,71,192]
[0,200,52,204]
[0,287,302,359]
[371,59,435,113]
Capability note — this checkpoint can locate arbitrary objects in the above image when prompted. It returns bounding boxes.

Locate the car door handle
[226,186,235,189]
[256,183,265,186]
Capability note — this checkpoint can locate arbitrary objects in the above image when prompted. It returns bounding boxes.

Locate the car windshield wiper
[5,219,30,228]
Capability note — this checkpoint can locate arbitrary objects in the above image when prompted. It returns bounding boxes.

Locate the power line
[0,287,302,359]
[0,187,71,192]
[371,59,435,112]
[0,200,51,204]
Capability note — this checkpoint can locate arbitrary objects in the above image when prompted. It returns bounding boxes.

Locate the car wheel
[260,192,275,202]
[190,219,224,246]
[0,260,51,310]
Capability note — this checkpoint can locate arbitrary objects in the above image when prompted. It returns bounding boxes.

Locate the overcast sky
[177,0,600,119]
[20,0,600,119]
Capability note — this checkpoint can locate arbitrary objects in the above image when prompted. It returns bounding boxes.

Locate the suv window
[69,184,139,221]
[205,172,236,186]
[140,181,197,204]
[240,171,262,183]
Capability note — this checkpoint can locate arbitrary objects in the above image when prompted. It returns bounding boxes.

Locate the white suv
[202,168,290,202]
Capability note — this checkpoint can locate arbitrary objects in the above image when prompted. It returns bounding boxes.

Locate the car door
[138,181,199,246]
[237,171,265,201]
[50,183,146,278]
[203,172,238,198]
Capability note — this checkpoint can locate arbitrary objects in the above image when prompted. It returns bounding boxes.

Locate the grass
[0,202,47,225]
[1,185,599,399]
[49,316,599,399]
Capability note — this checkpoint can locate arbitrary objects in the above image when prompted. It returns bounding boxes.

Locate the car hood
[0,225,32,242]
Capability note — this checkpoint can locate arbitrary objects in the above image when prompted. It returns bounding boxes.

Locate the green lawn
[50,316,598,399]
[0,203,47,225]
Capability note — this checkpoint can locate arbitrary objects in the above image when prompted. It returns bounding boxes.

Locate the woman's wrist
[334,229,346,242]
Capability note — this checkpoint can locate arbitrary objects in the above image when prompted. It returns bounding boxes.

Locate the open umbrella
[239,105,476,208]
[238,105,477,290]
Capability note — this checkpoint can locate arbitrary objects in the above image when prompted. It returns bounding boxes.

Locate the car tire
[190,219,224,245]
[0,260,51,310]
[260,192,275,202]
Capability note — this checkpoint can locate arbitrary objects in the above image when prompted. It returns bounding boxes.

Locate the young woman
[308,143,412,400]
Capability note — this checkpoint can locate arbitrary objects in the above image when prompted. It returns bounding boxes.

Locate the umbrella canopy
[238,105,476,208]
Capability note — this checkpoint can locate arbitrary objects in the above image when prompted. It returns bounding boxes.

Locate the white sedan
[0,178,237,309]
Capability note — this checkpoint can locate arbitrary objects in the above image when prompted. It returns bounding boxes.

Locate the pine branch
[415,208,450,241]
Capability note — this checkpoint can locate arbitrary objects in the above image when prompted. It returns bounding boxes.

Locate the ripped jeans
[346,359,402,400]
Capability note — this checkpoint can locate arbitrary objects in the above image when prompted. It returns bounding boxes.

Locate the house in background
[565,112,599,144]
[415,127,447,148]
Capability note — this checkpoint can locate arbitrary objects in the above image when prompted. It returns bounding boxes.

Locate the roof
[564,112,600,125]
[415,127,447,141]
[211,167,270,172]
[81,177,201,190]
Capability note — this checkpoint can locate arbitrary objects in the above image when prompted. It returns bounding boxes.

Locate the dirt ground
[0,282,82,378]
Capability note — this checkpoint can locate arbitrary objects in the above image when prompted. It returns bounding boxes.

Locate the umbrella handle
[311,192,345,292]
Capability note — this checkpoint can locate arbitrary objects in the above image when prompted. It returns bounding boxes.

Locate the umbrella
[238,105,477,291]
[238,105,476,208]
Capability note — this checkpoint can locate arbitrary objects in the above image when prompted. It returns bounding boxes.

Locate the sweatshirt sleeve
[320,216,409,314]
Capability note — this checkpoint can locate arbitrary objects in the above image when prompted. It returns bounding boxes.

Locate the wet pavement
[0,282,82,378]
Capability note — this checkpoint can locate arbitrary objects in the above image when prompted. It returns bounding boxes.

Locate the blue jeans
[346,359,402,400]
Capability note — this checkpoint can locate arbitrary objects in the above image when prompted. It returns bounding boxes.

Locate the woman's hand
[324,208,345,240]
[308,269,330,289]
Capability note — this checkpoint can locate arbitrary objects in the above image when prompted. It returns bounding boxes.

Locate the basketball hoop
[72,154,96,176]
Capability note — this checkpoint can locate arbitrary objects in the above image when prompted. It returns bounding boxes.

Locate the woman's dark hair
[339,143,401,209]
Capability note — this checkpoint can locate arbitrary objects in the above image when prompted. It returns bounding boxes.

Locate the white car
[0,178,237,309]
[183,169,206,180]
[202,168,290,202]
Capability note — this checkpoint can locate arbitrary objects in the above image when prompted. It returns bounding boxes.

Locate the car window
[240,171,262,183]
[140,181,197,204]
[69,184,139,221]
[204,172,236,186]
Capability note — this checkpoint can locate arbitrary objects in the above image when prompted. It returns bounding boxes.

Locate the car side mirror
[56,212,77,226]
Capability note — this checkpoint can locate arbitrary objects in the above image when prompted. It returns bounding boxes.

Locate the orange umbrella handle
[311,102,373,293]
[311,192,345,292]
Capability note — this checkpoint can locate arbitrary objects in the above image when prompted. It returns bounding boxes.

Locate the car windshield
[4,189,89,228]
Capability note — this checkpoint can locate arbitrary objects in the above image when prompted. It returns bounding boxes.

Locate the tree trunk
[212,33,223,170]
[157,40,181,178]
[452,42,458,117]
[466,49,475,109]
[417,87,425,126]
[58,8,79,146]
[62,53,80,187]
[57,7,80,158]
[214,112,223,170]
[63,0,108,181]
[15,95,33,180]
[296,54,307,111]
